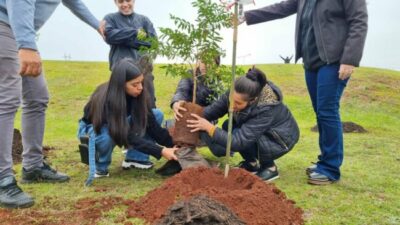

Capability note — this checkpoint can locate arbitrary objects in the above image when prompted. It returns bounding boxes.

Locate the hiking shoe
[306,163,317,176]
[21,163,70,184]
[308,172,336,185]
[122,159,154,170]
[94,171,110,178]
[256,167,279,181]
[236,160,259,174]
[0,176,34,209]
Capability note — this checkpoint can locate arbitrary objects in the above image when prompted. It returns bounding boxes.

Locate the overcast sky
[37,0,400,71]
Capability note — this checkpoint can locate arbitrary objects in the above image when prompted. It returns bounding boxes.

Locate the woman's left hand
[338,64,355,80]
[187,113,214,133]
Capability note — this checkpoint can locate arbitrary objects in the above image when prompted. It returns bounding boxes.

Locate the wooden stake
[224,1,239,178]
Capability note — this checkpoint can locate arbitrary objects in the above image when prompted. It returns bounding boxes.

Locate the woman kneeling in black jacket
[187,68,299,181]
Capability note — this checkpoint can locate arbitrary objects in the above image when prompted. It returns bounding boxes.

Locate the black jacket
[104,12,157,70]
[82,98,173,159]
[170,71,217,108]
[244,0,368,67]
[203,81,299,161]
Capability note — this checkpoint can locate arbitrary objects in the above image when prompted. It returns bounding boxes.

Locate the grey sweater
[0,0,99,51]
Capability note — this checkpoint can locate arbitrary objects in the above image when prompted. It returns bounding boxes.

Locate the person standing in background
[243,0,368,185]
[0,0,103,208]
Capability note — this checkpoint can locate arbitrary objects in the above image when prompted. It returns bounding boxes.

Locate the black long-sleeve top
[82,96,173,159]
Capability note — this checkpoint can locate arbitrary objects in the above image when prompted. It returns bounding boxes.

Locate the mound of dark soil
[12,129,23,163]
[158,195,246,225]
[12,129,56,164]
[311,121,367,133]
[127,167,303,225]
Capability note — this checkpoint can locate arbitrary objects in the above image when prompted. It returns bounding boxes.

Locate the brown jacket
[244,0,368,67]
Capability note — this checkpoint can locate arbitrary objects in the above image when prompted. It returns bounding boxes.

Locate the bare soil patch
[311,121,367,133]
[128,167,304,225]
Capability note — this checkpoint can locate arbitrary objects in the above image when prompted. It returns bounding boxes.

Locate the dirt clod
[12,129,23,163]
[12,128,56,164]
[158,195,246,225]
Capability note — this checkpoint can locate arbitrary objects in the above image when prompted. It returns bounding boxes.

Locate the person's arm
[128,112,174,159]
[127,131,162,159]
[340,0,368,67]
[131,16,156,49]
[127,132,177,161]
[244,0,298,25]
[6,0,42,76]
[187,107,274,150]
[128,128,175,161]
[104,14,153,49]
[202,92,229,122]
[62,0,100,30]
[104,15,140,48]
[212,109,273,150]
[171,78,193,108]
[142,16,157,38]
[6,0,37,51]
[146,112,174,148]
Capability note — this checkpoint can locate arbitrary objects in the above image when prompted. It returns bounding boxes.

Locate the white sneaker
[122,160,154,170]
[306,164,317,176]
[94,171,109,178]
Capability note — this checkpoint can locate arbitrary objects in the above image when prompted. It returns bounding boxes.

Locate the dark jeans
[305,64,349,180]
[200,120,275,168]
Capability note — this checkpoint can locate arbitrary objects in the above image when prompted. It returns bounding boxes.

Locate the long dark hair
[234,67,267,101]
[88,58,150,147]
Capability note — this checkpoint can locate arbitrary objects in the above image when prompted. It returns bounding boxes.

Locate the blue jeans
[77,108,164,173]
[125,108,163,162]
[305,64,349,180]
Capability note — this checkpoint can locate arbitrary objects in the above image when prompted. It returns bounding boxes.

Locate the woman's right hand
[161,146,179,161]
[172,101,187,121]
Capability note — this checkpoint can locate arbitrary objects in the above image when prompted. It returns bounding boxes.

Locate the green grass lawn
[10,61,400,225]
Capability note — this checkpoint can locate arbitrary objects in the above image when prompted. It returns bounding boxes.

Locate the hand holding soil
[172,101,187,121]
[186,113,214,133]
[161,146,179,161]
